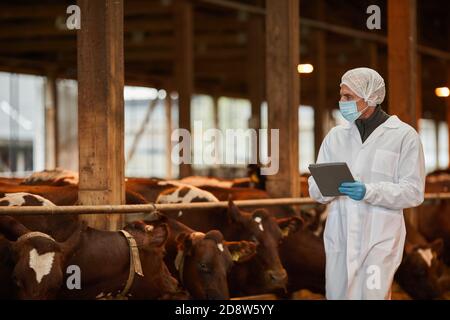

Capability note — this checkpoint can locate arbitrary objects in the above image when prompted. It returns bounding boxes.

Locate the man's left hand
[338,182,366,201]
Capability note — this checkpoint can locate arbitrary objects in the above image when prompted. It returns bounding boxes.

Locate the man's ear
[148,223,169,248]
[277,216,304,238]
[225,240,257,263]
[227,198,245,224]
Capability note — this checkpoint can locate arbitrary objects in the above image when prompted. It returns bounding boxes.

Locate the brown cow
[0,185,149,242]
[161,193,302,296]
[0,216,83,300]
[21,169,78,186]
[286,199,450,299]
[57,220,187,300]
[278,226,326,295]
[195,185,298,219]
[131,214,257,299]
[0,177,24,185]
[396,219,448,299]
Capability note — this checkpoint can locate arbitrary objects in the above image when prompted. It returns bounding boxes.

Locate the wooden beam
[247,15,264,133]
[369,43,378,69]
[174,0,194,178]
[44,75,58,169]
[198,0,265,15]
[77,0,125,231]
[0,1,170,19]
[416,53,422,123]
[447,66,450,168]
[388,0,418,128]
[165,95,174,179]
[265,0,301,198]
[314,0,326,159]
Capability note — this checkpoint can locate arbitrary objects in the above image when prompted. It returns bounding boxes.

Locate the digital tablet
[308,162,355,197]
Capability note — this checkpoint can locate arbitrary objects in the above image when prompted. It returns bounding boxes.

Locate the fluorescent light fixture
[297,64,314,74]
[435,87,450,98]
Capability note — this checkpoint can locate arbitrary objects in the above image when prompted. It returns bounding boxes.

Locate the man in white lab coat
[308,67,425,299]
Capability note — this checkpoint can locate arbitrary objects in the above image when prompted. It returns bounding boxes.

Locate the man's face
[340,84,368,112]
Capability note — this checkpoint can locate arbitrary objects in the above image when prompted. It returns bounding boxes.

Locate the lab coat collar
[342,115,400,130]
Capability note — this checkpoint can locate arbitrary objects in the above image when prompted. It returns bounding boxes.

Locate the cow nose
[267,268,288,283]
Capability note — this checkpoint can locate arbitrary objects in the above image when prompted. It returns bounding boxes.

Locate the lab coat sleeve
[308,131,336,204]
[363,130,425,210]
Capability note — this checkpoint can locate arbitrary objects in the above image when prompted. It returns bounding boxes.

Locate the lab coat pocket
[323,204,344,253]
[371,149,400,177]
[368,208,405,253]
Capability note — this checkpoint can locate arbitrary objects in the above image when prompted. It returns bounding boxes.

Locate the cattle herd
[0,166,450,300]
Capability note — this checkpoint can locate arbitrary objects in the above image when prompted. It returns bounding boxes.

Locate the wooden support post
[435,118,440,169]
[212,96,219,130]
[314,0,326,159]
[416,53,422,125]
[44,75,58,169]
[369,43,378,70]
[265,0,301,198]
[247,15,264,132]
[77,0,125,231]
[447,63,450,168]
[387,0,418,128]
[247,14,264,164]
[174,0,194,178]
[165,95,173,179]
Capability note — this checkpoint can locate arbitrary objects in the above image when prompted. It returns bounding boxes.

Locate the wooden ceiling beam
[0,0,171,19]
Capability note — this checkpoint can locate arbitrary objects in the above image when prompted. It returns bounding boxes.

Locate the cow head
[0,216,83,299]
[124,220,189,300]
[175,229,256,300]
[398,239,445,299]
[227,199,303,293]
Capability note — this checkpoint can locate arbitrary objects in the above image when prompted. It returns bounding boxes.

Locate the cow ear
[0,216,29,241]
[277,216,304,238]
[175,232,193,255]
[225,240,257,263]
[430,238,444,257]
[59,222,85,260]
[149,223,169,247]
[227,199,245,224]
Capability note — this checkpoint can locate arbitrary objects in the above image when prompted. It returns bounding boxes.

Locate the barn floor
[291,283,450,300]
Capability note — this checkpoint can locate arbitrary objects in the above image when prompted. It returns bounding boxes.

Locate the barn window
[0,72,45,176]
[218,97,253,171]
[260,103,315,174]
[438,122,448,169]
[299,106,315,173]
[124,86,172,178]
[56,79,78,172]
[419,119,438,173]
[191,94,215,172]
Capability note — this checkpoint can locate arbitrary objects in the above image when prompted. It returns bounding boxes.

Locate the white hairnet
[340,67,386,107]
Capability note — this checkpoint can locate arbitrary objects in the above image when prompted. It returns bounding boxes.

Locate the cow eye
[415,268,426,276]
[13,276,23,288]
[198,263,210,273]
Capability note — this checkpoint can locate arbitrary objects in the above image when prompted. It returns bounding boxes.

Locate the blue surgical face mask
[338,100,369,122]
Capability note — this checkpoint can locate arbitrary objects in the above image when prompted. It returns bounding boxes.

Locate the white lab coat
[308,115,425,300]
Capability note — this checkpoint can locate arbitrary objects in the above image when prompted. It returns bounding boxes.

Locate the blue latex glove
[338,182,366,201]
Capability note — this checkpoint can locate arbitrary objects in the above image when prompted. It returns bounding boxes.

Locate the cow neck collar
[115,230,144,299]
